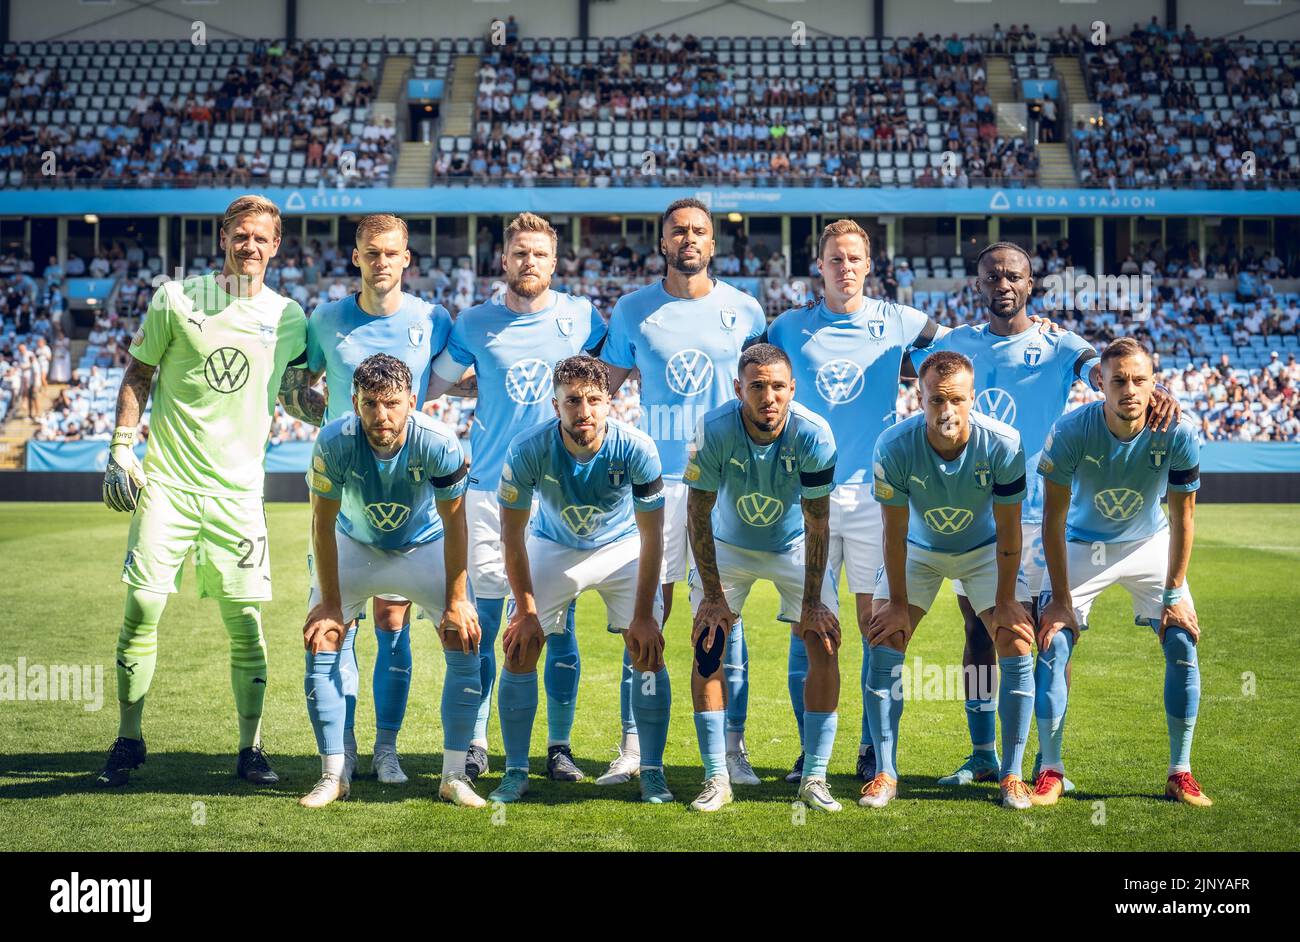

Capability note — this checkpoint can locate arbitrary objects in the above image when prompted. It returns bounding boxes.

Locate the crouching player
[300,354,483,808]
[865,350,1035,809]
[1033,337,1209,807]
[685,344,841,813]
[494,356,672,804]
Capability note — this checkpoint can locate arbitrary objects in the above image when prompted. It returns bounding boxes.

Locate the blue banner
[1,185,1296,218]
[407,78,444,100]
[1022,80,1059,100]
[63,277,118,301]
[1198,442,1300,473]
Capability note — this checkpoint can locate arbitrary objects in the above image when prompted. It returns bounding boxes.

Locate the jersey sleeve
[432,317,474,383]
[872,437,910,506]
[898,303,934,347]
[629,437,666,513]
[128,284,175,367]
[683,416,722,492]
[992,433,1027,504]
[744,296,766,342]
[907,328,949,373]
[1060,331,1101,389]
[1167,423,1201,493]
[308,431,346,500]
[599,303,636,369]
[429,304,454,360]
[1037,417,1080,487]
[428,431,469,502]
[583,299,608,354]
[496,438,536,510]
[799,421,837,500]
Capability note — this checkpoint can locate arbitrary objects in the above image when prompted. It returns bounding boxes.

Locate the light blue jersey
[431,292,606,492]
[307,293,453,422]
[768,297,937,485]
[1038,401,1200,544]
[497,417,665,551]
[685,399,837,553]
[308,410,468,550]
[909,323,1099,523]
[601,279,765,479]
[872,411,1027,554]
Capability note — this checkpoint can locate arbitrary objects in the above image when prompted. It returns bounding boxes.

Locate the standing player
[297,213,455,787]
[864,350,1035,809]
[684,344,841,812]
[907,242,1178,788]
[765,218,945,784]
[97,195,319,787]
[493,356,671,804]
[300,354,483,808]
[427,213,605,782]
[600,197,766,787]
[1033,337,1209,807]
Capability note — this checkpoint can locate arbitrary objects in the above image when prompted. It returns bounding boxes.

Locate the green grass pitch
[1,501,1296,851]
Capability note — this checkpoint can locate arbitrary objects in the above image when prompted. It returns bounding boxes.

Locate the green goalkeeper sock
[220,600,267,751]
[116,588,168,740]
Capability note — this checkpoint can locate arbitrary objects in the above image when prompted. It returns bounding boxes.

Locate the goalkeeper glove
[103,426,147,512]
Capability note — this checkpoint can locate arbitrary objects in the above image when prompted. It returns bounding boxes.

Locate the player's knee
[1162,625,1197,661]
[122,586,167,632]
[218,601,263,644]
[872,633,908,655]
[374,602,409,631]
[693,626,726,679]
[993,629,1031,659]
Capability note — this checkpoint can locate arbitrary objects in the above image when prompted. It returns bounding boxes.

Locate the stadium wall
[12,0,1300,43]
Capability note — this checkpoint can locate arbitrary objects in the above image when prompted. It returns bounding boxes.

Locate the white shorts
[305,520,407,621]
[520,534,663,636]
[466,488,510,599]
[308,531,461,625]
[952,521,1041,605]
[1046,530,1192,628]
[874,541,1030,616]
[660,479,691,585]
[689,538,839,624]
[828,482,884,595]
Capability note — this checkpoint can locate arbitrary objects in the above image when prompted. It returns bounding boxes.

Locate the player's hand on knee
[102,434,147,513]
[503,611,544,666]
[441,598,481,654]
[866,599,910,647]
[626,614,664,673]
[801,602,841,655]
[1037,597,1080,651]
[1159,600,1199,645]
[990,599,1035,649]
[691,596,734,651]
[304,603,346,653]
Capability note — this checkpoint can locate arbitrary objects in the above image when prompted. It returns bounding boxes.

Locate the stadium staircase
[986,56,1027,139]
[441,55,480,140]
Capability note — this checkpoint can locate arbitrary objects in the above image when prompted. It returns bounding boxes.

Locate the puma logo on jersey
[909,474,929,489]
[186,317,204,331]
[544,474,560,484]
[1083,455,1103,467]
[387,666,412,676]
[729,458,749,472]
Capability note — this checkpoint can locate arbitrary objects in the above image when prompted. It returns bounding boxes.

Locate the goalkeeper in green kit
[96,195,324,787]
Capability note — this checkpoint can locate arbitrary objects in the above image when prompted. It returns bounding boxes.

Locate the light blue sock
[619,648,637,734]
[866,646,905,779]
[498,669,537,771]
[998,654,1035,780]
[694,709,727,780]
[1033,630,1074,773]
[630,667,671,769]
[1158,622,1200,773]
[441,650,481,753]
[787,633,808,747]
[965,699,999,759]
[373,624,411,745]
[340,623,359,744]
[803,710,838,780]
[472,597,504,744]
[304,650,346,756]
[859,637,872,749]
[544,603,580,744]
[724,618,748,734]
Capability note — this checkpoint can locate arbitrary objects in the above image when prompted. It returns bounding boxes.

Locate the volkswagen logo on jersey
[204,347,251,393]
[607,459,626,487]
[364,502,411,532]
[1094,488,1144,521]
[505,358,553,404]
[665,348,714,397]
[1149,438,1169,470]
[814,358,865,404]
[557,315,574,337]
[720,306,737,330]
[408,324,426,347]
[736,492,784,527]
[975,387,1017,425]
[560,504,602,537]
[973,460,992,489]
[923,506,974,534]
[866,315,887,340]
[1024,344,1043,368]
